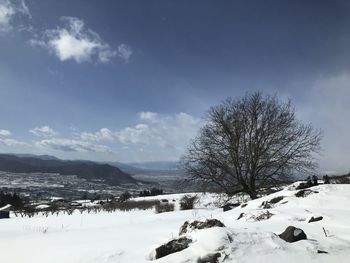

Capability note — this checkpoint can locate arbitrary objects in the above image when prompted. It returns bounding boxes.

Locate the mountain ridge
[0,154,137,185]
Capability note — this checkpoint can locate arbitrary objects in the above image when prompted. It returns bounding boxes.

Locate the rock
[241,203,248,208]
[295,189,318,198]
[222,203,240,212]
[155,237,192,259]
[179,219,225,236]
[237,212,245,220]
[222,204,233,212]
[308,216,323,223]
[269,196,284,204]
[261,196,284,209]
[278,226,307,242]
[261,201,272,209]
[197,252,222,263]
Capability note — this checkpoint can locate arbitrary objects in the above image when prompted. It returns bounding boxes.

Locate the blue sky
[0,0,350,173]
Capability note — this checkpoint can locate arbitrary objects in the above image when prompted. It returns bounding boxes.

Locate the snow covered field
[0,184,349,263]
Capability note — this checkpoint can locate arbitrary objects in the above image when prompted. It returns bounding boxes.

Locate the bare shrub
[14,200,161,217]
[103,200,160,212]
[251,210,274,221]
[179,195,198,210]
[155,203,175,213]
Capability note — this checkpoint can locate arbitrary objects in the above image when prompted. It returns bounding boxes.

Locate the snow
[0,184,349,262]
[294,228,303,236]
[35,204,50,209]
[0,204,12,211]
[50,197,64,201]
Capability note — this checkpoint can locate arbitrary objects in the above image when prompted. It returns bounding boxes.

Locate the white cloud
[77,112,202,161]
[30,16,131,63]
[80,128,113,142]
[116,112,202,149]
[29,126,57,137]
[139,111,158,122]
[0,138,27,146]
[116,124,155,145]
[0,128,28,147]
[0,112,202,161]
[0,0,30,31]
[35,138,112,153]
[117,44,132,62]
[0,129,11,137]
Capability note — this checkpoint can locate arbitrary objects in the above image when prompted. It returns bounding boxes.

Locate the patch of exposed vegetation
[155,203,175,213]
[179,219,225,235]
[179,195,198,210]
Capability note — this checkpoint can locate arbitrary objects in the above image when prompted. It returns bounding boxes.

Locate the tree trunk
[247,190,258,200]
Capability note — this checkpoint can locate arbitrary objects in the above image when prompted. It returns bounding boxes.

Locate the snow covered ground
[0,184,349,262]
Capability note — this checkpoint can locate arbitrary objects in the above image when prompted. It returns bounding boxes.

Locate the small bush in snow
[179,195,198,210]
[155,203,175,213]
[254,210,274,221]
[118,191,132,202]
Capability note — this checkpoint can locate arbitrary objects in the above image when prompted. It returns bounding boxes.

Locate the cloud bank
[0,112,201,161]
[35,138,112,153]
[80,112,203,161]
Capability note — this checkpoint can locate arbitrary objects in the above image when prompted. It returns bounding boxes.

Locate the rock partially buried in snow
[179,219,225,235]
[278,226,307,243]
[317,250,329,254]
[222,202,240,212]
[308,216,323,223]
[261,196,284,209]
[295,189,318,198]
[154,237,192,259]
[197,252,222,263]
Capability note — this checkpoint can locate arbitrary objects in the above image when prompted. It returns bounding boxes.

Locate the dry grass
[155,203,175,213]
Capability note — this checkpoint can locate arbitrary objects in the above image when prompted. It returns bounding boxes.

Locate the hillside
[0,154,137,185]
[0,183,349,262]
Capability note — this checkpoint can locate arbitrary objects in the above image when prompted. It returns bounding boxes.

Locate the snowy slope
[0,184,349,262]
[154,184,350,262]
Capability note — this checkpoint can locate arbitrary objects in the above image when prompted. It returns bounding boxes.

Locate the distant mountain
[107,161,147,175]
[0,154,137,185]
[12,154,60,161]
[107,161,184,177]
[127,161,181,171]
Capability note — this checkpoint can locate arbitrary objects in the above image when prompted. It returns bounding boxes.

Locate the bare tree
[182,92,322,199]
